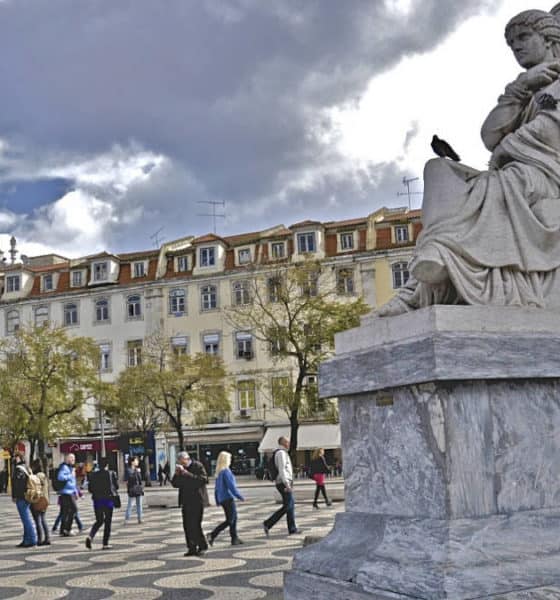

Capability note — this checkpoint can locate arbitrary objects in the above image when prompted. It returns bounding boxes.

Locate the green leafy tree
[0,324,99,462]
[116,331,229,451]
[225,259,369,458]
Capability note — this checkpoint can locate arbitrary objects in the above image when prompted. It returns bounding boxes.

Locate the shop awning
[258,424,340,453]
[184,426,263,445]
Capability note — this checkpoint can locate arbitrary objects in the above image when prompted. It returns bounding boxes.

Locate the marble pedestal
[285,306,560,600]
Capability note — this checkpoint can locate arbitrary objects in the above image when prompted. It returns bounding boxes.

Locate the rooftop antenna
[197,200,225,234]
[150,227,165,248]
[397,176,423,210]
[9,235,18,264]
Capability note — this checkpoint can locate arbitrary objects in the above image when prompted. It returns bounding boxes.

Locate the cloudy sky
[0,0,554,258]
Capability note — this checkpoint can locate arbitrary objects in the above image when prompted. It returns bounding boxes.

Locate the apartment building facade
[0,206,421,475]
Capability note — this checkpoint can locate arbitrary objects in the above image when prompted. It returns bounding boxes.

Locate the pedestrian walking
[207,451,244,547]
[57,453,78,536]
[12,451,38,548]
[30,459,50,546]
[310,448,332,509]
[85,458,119,550]
[124,456,144,524]
[158,464,164,486]
[263,436,301,537]
[163,461,171,485]
[171,451,209,557]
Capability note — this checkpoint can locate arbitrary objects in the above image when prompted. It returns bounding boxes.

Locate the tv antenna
[150,227,165,248]
[397,176,423,210]
[197,200,225,233]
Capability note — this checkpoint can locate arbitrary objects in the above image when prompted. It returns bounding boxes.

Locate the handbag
[131,483,144,497]
[32,496,49,512]
[112,493,122,509]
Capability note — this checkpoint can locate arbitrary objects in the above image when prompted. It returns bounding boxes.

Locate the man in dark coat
[171,451,209,557]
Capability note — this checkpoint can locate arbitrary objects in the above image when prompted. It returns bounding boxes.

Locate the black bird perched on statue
[536,93,558,111]
[431,134,461,162]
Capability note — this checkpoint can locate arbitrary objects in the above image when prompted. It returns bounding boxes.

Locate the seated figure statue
[379,8,560,316]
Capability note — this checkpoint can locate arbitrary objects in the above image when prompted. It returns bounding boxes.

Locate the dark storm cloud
[0,0,499,250]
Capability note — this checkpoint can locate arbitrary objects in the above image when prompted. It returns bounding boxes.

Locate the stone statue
[378,8,560,316]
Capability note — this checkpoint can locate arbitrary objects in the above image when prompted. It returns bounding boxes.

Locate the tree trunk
[37,438,47,471]
[178,426,185,452]
[289,410,299,466]
[143,454,152,487]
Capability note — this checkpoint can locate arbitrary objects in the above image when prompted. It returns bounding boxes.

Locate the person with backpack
[85,458,119,550]
[56,453,79,536]
[310,448,332,509]
[124,456,144,524]
[262,436,302,537]
[207,451,245,547]
[11,451,38,548]
[30,459,50,546]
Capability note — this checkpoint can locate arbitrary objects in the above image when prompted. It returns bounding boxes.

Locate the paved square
[0,492,341,599]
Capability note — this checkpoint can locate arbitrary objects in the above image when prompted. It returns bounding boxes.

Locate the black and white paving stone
[0,493,341,599]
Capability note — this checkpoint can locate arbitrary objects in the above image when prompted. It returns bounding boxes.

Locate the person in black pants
[172,451,209,557]
[310,448,332,508]
[85,458,119,550]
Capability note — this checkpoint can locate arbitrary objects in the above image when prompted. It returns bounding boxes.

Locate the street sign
[1,450,10,459]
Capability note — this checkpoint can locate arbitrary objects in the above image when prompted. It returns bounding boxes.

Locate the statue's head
[505,9,560,67]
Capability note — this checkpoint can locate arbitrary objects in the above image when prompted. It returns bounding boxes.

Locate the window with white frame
[271,375,291,407]
[201,285,217,311]
[176,256,189,272]
[392,262,410,289]
[340,232,354,250]
[337,268,355,295]
[199,246,215,267]
[99,343,111,372]
[297,232,316,254]
[95,298,110,322]
[171,335,189,356]
[232,280,251,306]
[42,274,54,292]
[127,340,142,367]
[127,294,142,319]
[235,332,253,359]
[133,261,146,278]
[395,225,409,243]
[34,305,49,327]
[237,379,256,410]
[6,309,20,334]
[237,248,251,265]
[271,242,285,259]
[93,261,108,282]
[64,303,79,326]
[6,275,20,293]
[169,288,186,315]
[203,332,220,355]
[71,270,83,287]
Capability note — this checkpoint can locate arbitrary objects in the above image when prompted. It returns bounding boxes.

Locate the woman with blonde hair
[310,448,331,509]
[207,451,245,546]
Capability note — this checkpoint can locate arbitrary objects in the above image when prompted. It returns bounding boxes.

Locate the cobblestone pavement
[0,493,342,599]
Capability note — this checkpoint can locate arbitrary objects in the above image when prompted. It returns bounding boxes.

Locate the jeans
[89,504,113,546]
[210,498,238,541]
[264,484,296,533]
[16,499,37,545]
[31,507,49,544]
[125,495,143,521]
[60,494,77,534]
[53,509,82,531]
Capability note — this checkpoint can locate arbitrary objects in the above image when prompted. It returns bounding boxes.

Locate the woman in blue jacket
[207,451,244,546]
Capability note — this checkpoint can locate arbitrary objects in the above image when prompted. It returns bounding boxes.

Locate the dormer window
[271,242,285,259]
[93,261,108,282]
[395,225,409,243]
[133,261,146,278]
[297,232,316,254]
[71,270,83,287]
[42,274,54,292]
[340,232,354,251]
[238,248,251,265]
[200,246,215,267]
[6,275,20,292]
[176,256,189,272]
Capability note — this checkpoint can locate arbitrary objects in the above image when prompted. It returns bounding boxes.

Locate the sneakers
[85,537,92,550]
[312,504,319,510]
[263,522,270,538]
[231,538,243,546]
[289,528,303,535]
[102,545,112,550]
[207,534,214,547]
[326,500,332,506]
[184,550,198,557]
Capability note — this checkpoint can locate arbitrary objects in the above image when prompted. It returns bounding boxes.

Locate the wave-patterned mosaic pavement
[0,494,341,599]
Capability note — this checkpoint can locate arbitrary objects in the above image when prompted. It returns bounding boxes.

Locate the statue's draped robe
[404,78,560,309]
